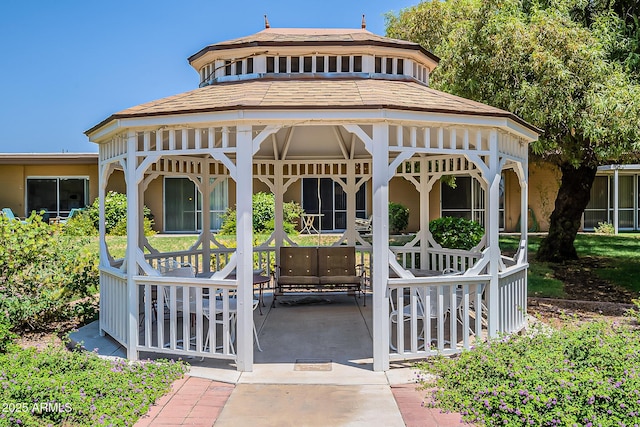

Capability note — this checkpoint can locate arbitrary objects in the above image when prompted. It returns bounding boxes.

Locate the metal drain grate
[294,359,332,371]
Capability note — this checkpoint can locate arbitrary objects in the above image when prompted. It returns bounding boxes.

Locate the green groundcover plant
[417,319,640,426]
[0,344,187,427]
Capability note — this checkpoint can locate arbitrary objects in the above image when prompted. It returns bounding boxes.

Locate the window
[340,56,350,72]
[303,56,312,72]
[246,58,253,73]
[26,177,89,219]
[396,59,404,74]
[290,56,300,73]
[585,174,639,230]
[302,178,366,231]
[328,56,337,72]
[584,176,609,229]
[353,56,362,72]
[316,56,325,72]
[224,60,231,75]
[266,57,275,73]
[386,58,394,74]
[279,57,287,73]
[375,57,382,73]
[164,177,228,232]
[441,175,505,229]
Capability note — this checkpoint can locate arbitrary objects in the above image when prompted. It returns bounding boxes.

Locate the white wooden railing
[99,267,128,346]
[387,274,491,360]
[498,264,528,334]
[136,275,238,359]
[390,246,481,272]
[144,247,277,276]
[101,247,278,361]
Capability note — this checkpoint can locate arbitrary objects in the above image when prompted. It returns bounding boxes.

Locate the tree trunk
[536,162,598,262]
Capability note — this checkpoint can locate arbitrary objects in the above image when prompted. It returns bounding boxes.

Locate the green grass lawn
[501,233,640,297]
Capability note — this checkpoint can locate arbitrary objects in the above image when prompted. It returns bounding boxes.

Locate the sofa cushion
[278,275,320,286]
[318,246,356,276]
[319,275,361,285]
[280,247,318,276]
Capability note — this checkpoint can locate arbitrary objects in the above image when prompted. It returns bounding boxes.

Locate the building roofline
[0,153,98,165]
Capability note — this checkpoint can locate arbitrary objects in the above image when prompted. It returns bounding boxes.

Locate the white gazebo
[86,24,538,372]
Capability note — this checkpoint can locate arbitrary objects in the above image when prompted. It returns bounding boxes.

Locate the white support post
[486,130,500,338]
[274,161,285,259]
[346,160,357,245]
[235,125,254,371]
[371,123,390,371]
[202,165,212,275]
[98,163,107,337]
[613,169,619,234]
[520,175,528,256]
[125,131,139,360]
[419,158,430,267]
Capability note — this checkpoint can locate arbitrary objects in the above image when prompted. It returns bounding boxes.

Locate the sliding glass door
[164,177,228,232]
[26,177,89,219]
[301,178,367,232]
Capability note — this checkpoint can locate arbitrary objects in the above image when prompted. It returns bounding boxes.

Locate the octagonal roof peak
[188,26,439,73]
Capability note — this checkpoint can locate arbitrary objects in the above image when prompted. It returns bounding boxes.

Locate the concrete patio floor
[70,292,470,426]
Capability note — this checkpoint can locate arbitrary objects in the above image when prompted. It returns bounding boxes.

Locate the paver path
[134,375,470,427]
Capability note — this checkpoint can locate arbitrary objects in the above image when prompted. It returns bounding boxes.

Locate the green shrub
[62,210,98,237]
[594,221,615,235]
[71,191,155,236]
[0,344,186,426]
[0,215,99,330]
[429,216,484,250]
[418,320,640,426]
[389,202,409,233]
[220,193,303,234]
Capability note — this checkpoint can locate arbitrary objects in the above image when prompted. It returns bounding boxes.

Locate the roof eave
[87,105,539,142]
[188,40,440,68]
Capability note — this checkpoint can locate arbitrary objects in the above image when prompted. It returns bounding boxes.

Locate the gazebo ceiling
[86,76,539,136]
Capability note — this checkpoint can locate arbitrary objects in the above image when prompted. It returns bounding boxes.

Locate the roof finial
[361,14,366,29]
[264,15,270,29]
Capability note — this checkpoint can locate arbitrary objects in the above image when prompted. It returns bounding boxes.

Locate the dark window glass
[340,56,350,72]
[266,57,275,73]
[328,56,337,72]
[279,56,287,72]
[303,56,312,72]
[397,59,404,74]
[441,177,472,219]
[165,178,197,231]
[235,61,243,75]
[224,60,231,75]
[386,58,393,74]
[316,56,325,72]
[353,56,362,72]
[375,57,382,73]
[290,57,300,72]
[246,58,253,73]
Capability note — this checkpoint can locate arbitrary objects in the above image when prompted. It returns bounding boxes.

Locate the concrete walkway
[70,294,469,426]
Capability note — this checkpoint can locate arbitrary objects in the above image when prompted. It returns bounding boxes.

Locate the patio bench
[273,246,367,305]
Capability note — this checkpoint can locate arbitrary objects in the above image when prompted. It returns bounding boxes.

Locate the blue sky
[0,1,418,153]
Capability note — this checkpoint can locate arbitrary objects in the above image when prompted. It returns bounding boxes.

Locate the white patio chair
[389,285,452,351]
[205,296,262,353]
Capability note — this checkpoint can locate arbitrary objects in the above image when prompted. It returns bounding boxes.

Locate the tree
[386,0,640,261]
